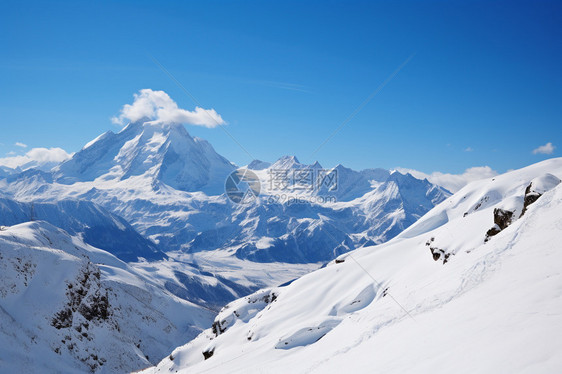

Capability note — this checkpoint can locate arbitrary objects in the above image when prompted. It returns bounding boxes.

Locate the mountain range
[0,121,450,290]
[5,120,530,373]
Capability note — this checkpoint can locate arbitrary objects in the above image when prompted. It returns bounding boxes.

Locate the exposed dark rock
[426,237,450,264]
[485,208,514,242]
[431,249,441,261]
[52,308,73,329]
[429,246,451,264]
[203,347,215,360]
[51,262,113,332]
[494,208,513,230]
[520,183,542,218]
[211,320,227,337]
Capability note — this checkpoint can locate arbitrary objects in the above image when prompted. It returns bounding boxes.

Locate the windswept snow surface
[145,158,562,374]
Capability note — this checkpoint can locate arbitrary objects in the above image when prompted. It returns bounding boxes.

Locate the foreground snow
[145,158,562,373]
[0,222,213,373]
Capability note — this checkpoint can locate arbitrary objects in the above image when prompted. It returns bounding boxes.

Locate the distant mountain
[0,166,16,178]
[145,158,562,374]
[246,159,272,170]
[53,121,235,195]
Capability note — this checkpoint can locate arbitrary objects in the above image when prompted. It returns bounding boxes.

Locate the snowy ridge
[0,197,165,262]
[144,158,562,374]
[0,221,213,373]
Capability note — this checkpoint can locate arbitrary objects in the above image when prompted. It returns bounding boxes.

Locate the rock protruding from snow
[485,208,515,241]
[520,173,561,217]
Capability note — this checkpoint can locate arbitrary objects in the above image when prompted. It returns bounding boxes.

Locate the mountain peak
[247,159,272,170]
[310,161,323,169]
[53,121,234,194]
[271,155,303,170]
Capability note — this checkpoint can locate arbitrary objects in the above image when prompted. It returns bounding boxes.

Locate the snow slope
[0,197,165,262]
[144,158,562,374]
[0,221,213,373]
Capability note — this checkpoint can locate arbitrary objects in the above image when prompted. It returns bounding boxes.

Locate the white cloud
[464,147,473,152]
[395,166,498,193]
[0,147,71,170]
[111,89,226,128]
[532,142,555,155]
[14,142,27,148]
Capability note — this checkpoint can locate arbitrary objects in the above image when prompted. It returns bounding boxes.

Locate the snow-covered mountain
[53,121,235,194]
[144,158,562,373]
[1,121,449,266]
[0,220,213,373]
[0,165,16,178]
[0,120,452,324]
[0,197,165,262]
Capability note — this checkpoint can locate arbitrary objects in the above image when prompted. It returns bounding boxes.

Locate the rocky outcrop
[485,208,514,241]
[520,183,542,218]
[425,237,451,264]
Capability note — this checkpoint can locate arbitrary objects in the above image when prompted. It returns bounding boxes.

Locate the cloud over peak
[111,89,226,128]
[532,142,555,155]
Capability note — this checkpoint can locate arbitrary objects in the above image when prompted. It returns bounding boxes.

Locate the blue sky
[1,0,560,174]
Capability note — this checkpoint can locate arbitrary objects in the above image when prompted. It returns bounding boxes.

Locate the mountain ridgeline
[1,120,450,264]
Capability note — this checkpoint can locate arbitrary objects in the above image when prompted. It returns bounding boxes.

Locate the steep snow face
[53,121,234,194]
[0,221,213,373]
[145,158,562,374]
[0,198,165,262]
